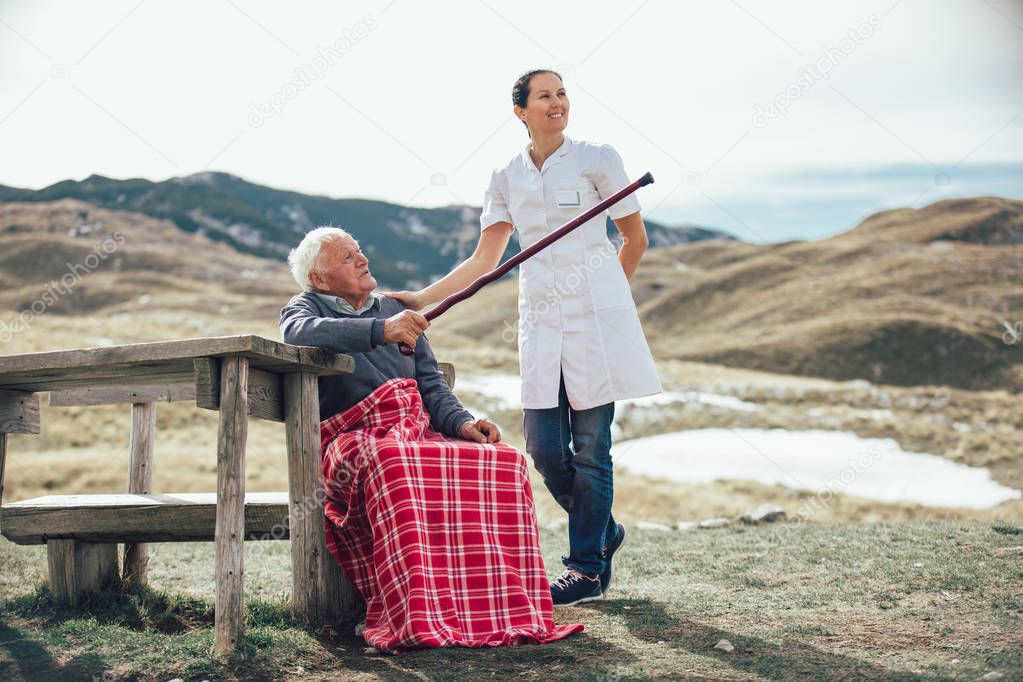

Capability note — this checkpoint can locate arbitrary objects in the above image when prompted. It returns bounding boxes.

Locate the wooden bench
[0,335,455,656]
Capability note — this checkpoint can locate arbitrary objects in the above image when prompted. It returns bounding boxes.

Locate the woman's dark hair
[512,69,562,109]
[512,69,562,136]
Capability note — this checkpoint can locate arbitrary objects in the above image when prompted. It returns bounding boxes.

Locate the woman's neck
[528,132,565,170]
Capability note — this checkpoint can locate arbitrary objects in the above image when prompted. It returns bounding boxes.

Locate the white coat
[480,136,662,410]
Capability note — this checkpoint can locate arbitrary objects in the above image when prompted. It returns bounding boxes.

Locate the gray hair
[287,226,355,291]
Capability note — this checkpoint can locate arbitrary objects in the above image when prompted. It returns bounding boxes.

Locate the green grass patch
[2,522,1021,680]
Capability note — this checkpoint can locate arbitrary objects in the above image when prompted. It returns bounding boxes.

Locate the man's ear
[308,268,323,290]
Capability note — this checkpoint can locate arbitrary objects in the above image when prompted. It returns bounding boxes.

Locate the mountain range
[1,176,1019,390]
[0,172,732,289]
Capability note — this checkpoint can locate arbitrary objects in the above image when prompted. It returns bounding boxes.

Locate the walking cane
[398,172,655,355]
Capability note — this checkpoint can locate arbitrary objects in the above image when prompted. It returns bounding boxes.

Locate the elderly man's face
[309,236,377,303]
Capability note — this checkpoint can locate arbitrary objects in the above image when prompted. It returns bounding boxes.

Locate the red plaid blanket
[321,378,583,653]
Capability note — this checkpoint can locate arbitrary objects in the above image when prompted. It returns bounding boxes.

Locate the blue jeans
[523,375,617,576]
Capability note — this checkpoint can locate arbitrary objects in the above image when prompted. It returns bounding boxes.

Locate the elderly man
[279,226,581,653]
[280,226,498,443]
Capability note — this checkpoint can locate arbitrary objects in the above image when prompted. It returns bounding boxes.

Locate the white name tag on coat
[554,190,582,208]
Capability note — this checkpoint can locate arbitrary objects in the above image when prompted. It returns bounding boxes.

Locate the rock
[676,521,698,531]
[636,521,672,531]
[980,672,1003,680]
[740,503,786,525]
[363,646,381,655]
[714,639,735,653]
[699,517,731,529]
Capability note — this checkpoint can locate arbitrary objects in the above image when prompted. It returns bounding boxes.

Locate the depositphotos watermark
[0,231,126,343]
[759,442,885,549]
[248,15,379,128]
[752,15,882,128]
[499,240,620,344]
[1002,320,1022,346]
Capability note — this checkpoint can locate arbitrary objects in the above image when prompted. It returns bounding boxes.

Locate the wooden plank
[0,364,200,393]
[47,539,119,607]
[195,360,284,423]
[247,369,284,422]
[194,358,221,412]
[1,492,290,545]
[438,362,455,389]
[214,356,248,657]
[0,336,354,389]
[2,493,289,544]
[284,372,356,628]
[49,383,195,407]
[0,390,40,434]
[123,402,156,587]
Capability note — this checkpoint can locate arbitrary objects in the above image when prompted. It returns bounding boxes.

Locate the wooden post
[284,372,356,628]
[123,401,156,587]
[214,357,249,657]
[47,539,119,607]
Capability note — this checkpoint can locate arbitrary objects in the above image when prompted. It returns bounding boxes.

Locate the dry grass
[2,522,1021,680]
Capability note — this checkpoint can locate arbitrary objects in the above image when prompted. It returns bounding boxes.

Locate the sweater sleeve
[413,332,474,438]
[280,295,381,353]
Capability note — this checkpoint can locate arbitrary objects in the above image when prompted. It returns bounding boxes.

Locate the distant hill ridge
[2,190,1018,390]
[0,172,733,289]
[438,196,1023,390]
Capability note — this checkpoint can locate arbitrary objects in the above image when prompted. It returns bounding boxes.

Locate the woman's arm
[613,211,649,280]
[385,221,514,310]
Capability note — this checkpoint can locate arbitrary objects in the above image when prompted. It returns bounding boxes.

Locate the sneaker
[599,523,627,594]
[550,569,603,607]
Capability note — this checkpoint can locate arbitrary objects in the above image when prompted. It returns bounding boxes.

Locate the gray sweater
[279,291,474,437]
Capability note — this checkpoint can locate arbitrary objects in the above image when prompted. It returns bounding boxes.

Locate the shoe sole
[602,524,627,595]
[553,592,604,607]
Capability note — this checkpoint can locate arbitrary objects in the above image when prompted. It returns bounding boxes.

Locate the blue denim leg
[564,397,617,576]
[523,375,618,577]
[523,379,574,513]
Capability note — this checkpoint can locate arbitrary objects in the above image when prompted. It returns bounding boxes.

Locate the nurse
[387,69,661,606]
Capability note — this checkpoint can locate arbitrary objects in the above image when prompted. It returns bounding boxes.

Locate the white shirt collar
[520,135,572,172]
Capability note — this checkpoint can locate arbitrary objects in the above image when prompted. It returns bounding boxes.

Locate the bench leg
[47,539,119,607]
[284,372,357,628]
[214,357,248,657]
[124,401,156,587]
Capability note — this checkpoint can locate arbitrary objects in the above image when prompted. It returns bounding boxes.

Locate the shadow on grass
[3,584,640,680]
[0,620,111,681]
[4,583,216,633]
[598,598,926,681]
[313,626,638,681]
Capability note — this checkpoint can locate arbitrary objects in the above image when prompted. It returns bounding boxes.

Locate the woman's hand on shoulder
[379,290,425,311]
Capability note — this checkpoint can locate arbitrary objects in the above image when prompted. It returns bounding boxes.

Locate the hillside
[637,196,1023,389]
[0,199,295,321]
[0,172,732,289]
[2,195,1020,392]
[441,197,1023,390]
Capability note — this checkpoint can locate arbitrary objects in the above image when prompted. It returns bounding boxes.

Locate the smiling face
[308,235,377,305]
[515,71,569,137]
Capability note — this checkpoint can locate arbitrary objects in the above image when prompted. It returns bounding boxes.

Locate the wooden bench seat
[1,492,291,545]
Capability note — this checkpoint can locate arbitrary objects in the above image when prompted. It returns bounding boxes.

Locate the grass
[1,522,1021,680]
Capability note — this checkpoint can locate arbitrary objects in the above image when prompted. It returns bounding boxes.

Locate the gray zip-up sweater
[279,291,474,437]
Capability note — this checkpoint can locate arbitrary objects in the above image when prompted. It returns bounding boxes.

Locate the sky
[1,0,1021,242]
